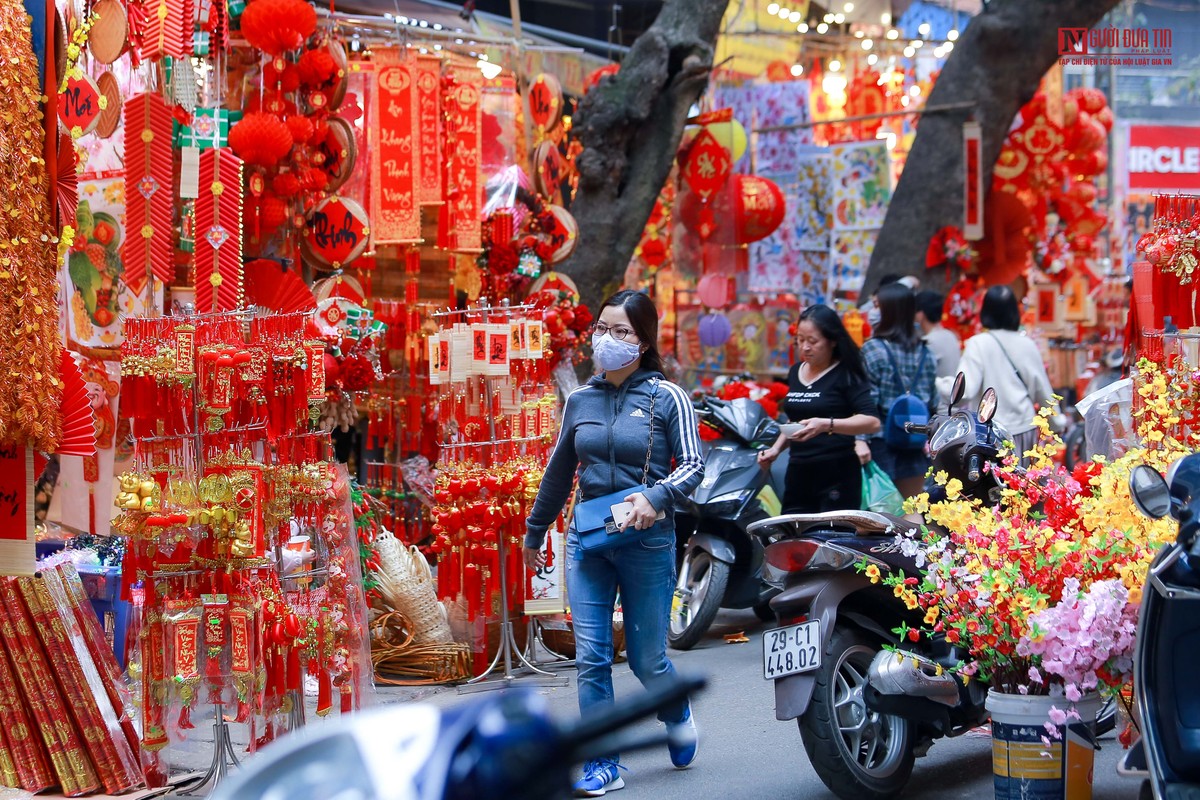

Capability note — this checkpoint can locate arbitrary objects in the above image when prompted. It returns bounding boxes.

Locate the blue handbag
[575,381,659,552]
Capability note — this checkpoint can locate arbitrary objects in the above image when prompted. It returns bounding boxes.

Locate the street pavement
[185,607,1144,798]
[377,608,1144,800]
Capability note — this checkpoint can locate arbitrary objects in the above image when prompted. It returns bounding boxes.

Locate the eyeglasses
[591,322,636,341]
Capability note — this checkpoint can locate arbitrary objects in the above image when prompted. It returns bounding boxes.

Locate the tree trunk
[557,0,731,313]
[863,0,1122,296]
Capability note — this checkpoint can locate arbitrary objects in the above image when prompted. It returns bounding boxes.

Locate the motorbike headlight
[929,413,972,455]
[991,422,1013,448]
[706,488,754,515]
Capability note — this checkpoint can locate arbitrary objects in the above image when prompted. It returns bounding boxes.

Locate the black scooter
[746,376,1007,800]
[1121,458,1200,800]
[668,395,783,650]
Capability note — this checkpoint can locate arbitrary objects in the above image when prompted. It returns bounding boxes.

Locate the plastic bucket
[986,689,1100,800]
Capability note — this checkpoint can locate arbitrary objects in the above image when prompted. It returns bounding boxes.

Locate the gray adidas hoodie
[524,368,704,549]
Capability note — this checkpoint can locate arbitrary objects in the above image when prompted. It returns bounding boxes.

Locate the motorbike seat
[747,510,898,539]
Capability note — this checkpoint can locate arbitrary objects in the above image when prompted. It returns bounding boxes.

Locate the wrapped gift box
[174,108,242,150]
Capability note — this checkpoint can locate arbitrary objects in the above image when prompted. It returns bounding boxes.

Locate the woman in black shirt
[758,305,881,514]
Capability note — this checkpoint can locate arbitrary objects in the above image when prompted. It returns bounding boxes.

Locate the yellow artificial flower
[864,564,881,584]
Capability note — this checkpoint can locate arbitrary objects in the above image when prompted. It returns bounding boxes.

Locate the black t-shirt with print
[782,362,878,460]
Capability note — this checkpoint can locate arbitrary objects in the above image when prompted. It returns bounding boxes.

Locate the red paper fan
[56,350,96,457]
[244,259,316,313]
[123,93,174,296]
[194,148,244,312]
[57,133,77,227]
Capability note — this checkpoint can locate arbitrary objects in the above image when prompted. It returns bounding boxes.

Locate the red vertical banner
[447,64,483,252]
[371,51,421,243]
[416,54,444,206]
[0,447,33,568]
[963,121,983,240]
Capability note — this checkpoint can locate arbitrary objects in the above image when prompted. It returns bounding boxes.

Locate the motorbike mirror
[949,372,966,411]
[1129,465,1172,519]
[978,388,998,424]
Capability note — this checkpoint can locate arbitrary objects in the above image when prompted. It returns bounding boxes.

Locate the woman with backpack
[936,285,1055,465]
[757,305,880,514]
[860,283,938,498]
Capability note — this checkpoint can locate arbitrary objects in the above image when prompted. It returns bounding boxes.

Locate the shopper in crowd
[939,285,1055,464]
[915,290,961,380]
[523,290,704,797]
[858,273,903,328]
[757,305,880,513]
[861,283,938,498]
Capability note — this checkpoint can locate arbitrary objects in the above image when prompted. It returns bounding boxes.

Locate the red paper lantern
[696,274,734,308]
[239,0,317,56]
[229,112,294,167]
[730,174,786,244]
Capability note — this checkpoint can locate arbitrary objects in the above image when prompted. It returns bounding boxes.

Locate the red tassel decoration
[123,94,175,297]
[194,148,245,312]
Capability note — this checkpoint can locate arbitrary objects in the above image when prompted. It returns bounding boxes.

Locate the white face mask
[592,333,642,371]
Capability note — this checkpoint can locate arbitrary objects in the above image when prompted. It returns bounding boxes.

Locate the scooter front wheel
[667,550,730,650]
[799,626,915,800]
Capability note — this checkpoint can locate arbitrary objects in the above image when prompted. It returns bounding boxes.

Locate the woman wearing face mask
[523,290,705,797]
[757,305,880,513]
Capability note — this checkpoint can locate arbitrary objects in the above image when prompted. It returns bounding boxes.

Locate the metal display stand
[431,303,568,693]
[174,702,241,797]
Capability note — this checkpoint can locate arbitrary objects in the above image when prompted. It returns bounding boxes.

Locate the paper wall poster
[830,140,892,231]
[371,51,421,243]
[830,229,879,294]
[795,150,833,250]
[525,528,565,615]
[711,83,753,173]
[751,80,814,174]
[748,166,830,302]
[64,178,161,351]
[675,304,794,376]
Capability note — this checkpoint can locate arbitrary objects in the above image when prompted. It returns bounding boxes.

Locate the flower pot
[986,689,1101,800]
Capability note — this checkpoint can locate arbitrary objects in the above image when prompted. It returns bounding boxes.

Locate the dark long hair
[598,290,665,374]
[872,283,921,349]
[979,285,1022,331]
[798,304,867,381]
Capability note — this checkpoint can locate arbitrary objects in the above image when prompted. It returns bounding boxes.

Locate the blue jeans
[566,520,688,729]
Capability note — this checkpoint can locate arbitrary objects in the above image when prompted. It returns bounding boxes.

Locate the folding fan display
[123,93,175,296]
[56,132,77,227]
[56,350,97,458]
[194,148,245,312]
[313,273,365,305]
[138,0,192,60]
[244,259,316,313]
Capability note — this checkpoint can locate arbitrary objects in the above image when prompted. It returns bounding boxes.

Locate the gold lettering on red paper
[229,609,251,672]
[371,52,421,243]
[447,65,483,251]
[416,55,443,205]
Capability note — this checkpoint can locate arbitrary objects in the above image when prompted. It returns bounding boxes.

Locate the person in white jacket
[935,286,1055,464]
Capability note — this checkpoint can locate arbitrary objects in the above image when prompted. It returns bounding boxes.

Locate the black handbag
[575,380,660,552]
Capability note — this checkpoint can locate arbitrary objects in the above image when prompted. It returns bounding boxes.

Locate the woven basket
[372,531,453,645]
[370,611,470,685]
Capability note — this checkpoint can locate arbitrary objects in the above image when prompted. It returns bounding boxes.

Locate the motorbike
[669,395,784,650]
[211,674,706,800]
[1120,458,1200,800]
[746,375,1008,800]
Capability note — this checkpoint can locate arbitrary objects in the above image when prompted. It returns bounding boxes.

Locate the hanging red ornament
[297,47,338,88]
[238,0,316,56]
[262,60,301,92]
[272,172,301,198]
[285,115,314,145]
[228,112,294,167]
[730,174,786,244]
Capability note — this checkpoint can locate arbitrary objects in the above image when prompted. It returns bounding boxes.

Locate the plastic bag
[1077,378,1134,461]
[862,462,904,516]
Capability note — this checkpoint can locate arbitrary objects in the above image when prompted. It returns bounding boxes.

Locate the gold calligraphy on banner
[448,63,483,252]
[416,55,444,206]
[371,51,422,243]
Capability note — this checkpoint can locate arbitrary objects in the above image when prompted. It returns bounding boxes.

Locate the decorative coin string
[425,303,566,688]
[113,309,371,791]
